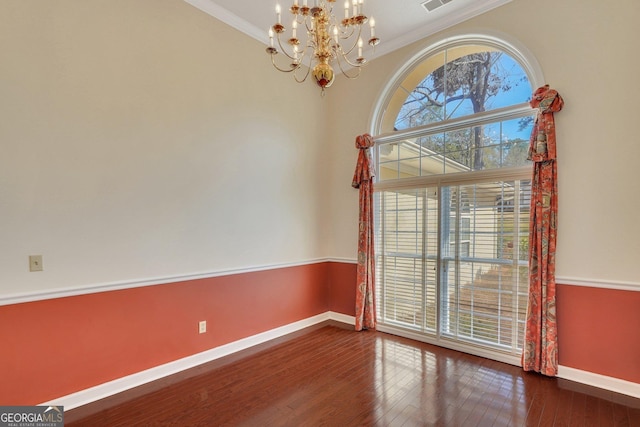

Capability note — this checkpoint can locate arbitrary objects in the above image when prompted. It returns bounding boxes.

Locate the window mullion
[374,103,535,146]
[421,188,428,333]
[512,180,521,352]
[454,185,462,340]
[378,192,386,323]
[435,187,443,339]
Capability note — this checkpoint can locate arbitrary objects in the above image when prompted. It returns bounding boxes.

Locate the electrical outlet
[29,255,43,272]
[199,320,206,334]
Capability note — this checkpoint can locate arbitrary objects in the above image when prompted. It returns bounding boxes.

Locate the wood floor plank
[569,391,587,427]
[536,376,560,426]
[598,396,615,426]
[65,324,640,427]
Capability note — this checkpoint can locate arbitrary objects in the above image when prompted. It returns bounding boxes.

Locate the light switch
[29,255,43,272]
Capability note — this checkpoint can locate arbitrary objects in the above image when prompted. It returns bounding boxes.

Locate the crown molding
[183,0,267,43]
[183,0,513,63]
[371,0,513,60]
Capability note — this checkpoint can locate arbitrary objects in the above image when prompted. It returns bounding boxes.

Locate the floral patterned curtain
[522,85,564,376]
[352,133,376,331]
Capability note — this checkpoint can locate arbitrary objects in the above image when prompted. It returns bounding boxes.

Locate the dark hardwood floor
[65,322,640,426]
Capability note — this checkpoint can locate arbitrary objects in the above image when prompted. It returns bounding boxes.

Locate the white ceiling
[183,0,512,59]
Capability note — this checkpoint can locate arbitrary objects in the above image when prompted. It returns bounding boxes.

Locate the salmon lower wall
[328,261,357,316]
[0,262,337,405]
[1,261,636,405]
[557,284,640,384]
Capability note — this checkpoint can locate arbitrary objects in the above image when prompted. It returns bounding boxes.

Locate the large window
[373,37,541,363]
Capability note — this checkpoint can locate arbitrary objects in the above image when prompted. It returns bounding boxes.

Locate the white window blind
[376,179,531,356]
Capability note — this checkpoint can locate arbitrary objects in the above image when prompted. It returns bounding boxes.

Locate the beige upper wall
[2,0,639,297]
[326,0,640,284]
[0,0,330,296]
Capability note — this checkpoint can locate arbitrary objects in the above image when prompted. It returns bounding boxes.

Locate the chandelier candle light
[266,0,380,94]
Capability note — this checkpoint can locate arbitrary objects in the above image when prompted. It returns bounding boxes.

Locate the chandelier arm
[338,53,364,68]
[279,30,315,63]
[342,67,362,80]
[337,24,356,41]
[336,34,366,69]
[292,40,312,68]
[276,34,299,61]
[293,63,311,83]
[340,24,363,57]
[295,49,310,72]
[303,17,314,35]
[335,54,363,79]
[270,54,301,73]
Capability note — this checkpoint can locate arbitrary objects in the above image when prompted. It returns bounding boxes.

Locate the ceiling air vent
[422,0,454,12]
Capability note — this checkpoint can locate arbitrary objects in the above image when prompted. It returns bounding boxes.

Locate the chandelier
[266,0,380,94]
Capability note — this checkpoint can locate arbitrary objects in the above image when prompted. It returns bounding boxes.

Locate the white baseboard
[42,312,354,410]
[557,365,640,399]
[329,312,356,325]
[41,312,637,411]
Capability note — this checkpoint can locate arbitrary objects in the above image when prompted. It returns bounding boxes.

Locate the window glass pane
[390,51,447,131]
[378,117,534,181]
[440,181,530,351]
[377,189,423,329]
[375,189,438,332]
[393,47,532,131]
[501,118,534,167]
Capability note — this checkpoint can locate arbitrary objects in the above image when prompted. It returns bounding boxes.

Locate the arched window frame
[370,32,545,364]
[370,31,545,139]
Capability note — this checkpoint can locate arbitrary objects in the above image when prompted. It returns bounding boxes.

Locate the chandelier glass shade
[266,0,380,94]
